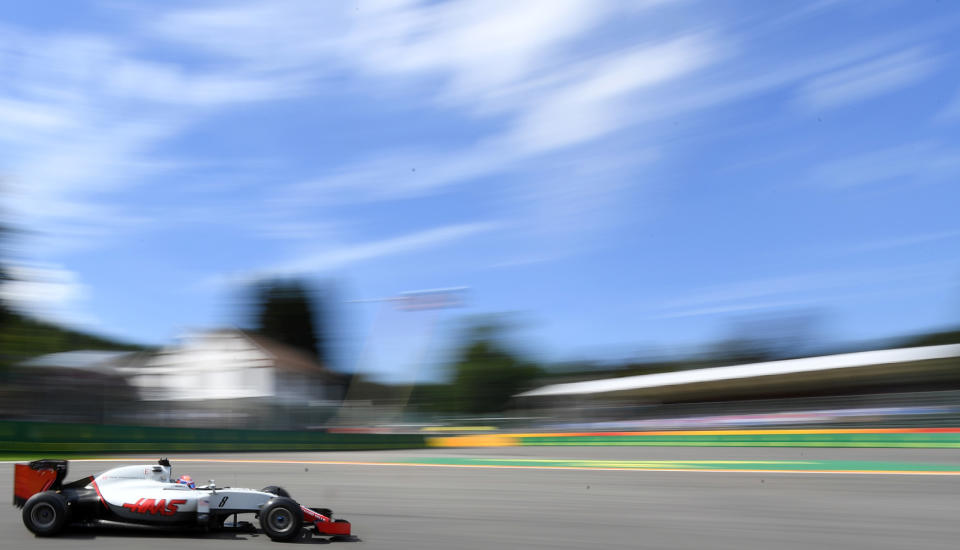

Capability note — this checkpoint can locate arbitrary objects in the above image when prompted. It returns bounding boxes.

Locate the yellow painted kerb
[427,434,518,447]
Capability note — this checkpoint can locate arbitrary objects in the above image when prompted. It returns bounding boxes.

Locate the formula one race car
[13,458,352,542]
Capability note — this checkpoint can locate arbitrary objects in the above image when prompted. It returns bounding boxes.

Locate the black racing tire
[259,497,302,542]
[260,485,291,498]
[22,492,70,537]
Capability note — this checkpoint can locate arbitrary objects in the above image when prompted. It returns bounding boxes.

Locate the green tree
[0,224,8,333]
[448,322,542,414]
[0,218,10,370]
[250,279,329,364]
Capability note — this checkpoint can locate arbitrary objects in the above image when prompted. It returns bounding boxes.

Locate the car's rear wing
[13,459,68,508]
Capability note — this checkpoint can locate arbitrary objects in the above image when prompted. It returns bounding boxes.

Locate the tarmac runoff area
[2,447,959,550]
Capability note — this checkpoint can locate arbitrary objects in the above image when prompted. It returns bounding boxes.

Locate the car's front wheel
[259,497,302,542]
[22,492,70,537]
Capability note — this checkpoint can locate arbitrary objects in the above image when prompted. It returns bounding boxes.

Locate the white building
[126,329,346,406]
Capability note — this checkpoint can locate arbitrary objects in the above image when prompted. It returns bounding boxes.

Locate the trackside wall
[0,421,427,454]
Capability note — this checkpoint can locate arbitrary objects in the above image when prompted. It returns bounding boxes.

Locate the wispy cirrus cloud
[244,11,951,210]
[797,47,937,111]
[808,141,960,188]
[502,35,718,154]
[139,0,959,289]
[847,230,960,253]
[0,19,327,325]
[149,1,703,181]
[145,0,677,110]
[204,220,502,288]
[137,0,956,203]
[939,89,960,120]
[283,34,710,205]
[0,97,75,134]
[652,261,960,320]
[272,221,501,275]
[3,0,957,340]
[0,30,297,257]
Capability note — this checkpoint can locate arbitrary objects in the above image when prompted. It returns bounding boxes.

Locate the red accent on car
[122,498,145,512]
[91,480,110,510]
[301,505,350,535]
[13,464,58,504]
[166,499,187,514]
[300,506,330,523]
[315,520,351,535]
[121,498,188,516]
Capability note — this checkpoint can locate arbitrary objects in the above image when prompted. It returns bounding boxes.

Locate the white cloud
[141,0,953,227]
[502,147,659,258]
[504,35,717,154]
[3,119,180,256]
[6,30,298,107]
[809,141,960,188]
[147,0,704,172]
[146,1,344,70]
[0,22,314,263]
[762,0,845,29]
[656,299,813,319]
[282,32,714,208]
[206,221,503,287]
[146,0,678,111]
[798,48,937,111]
[939,90,960,120]
[0,98,75,132]
[286,145,507,204]
[253,220,342,242]
[270,221,502,275]
[660,273,842,313]
[848,230,960,253]
[4,0,955,330]
[0,263,99,328]
[102,60,299,106]
[261,14,950,211]
[344,0,615,107]
[653,262,959,320]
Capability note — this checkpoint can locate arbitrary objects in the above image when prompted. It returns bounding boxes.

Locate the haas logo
[122,498,187,515]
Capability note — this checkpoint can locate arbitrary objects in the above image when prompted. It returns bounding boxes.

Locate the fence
[0,420,428,455]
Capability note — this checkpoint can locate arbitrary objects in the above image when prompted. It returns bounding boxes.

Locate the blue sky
[2,0,959,381]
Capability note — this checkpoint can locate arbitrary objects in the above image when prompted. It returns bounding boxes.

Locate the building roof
[182,329,346,382]
[516,344,960,398]
[241,331,345,382]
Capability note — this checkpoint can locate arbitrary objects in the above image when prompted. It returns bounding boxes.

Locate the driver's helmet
[176,475,196,489]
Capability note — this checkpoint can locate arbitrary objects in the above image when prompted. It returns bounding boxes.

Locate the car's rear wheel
[259,497,302,542]
[23,492,70,537]
[260,485,291,498]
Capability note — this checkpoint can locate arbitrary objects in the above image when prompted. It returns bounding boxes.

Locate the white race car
[14,458,352,542]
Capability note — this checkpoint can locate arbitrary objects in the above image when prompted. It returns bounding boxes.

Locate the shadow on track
[55,522,360,544]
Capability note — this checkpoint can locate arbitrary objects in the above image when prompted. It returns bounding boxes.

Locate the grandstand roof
[516,344,960,398]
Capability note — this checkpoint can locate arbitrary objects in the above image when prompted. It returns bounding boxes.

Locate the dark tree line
[248,278,333,368]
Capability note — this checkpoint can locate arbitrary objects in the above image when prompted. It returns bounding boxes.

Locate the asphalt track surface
[3,447,959,550]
